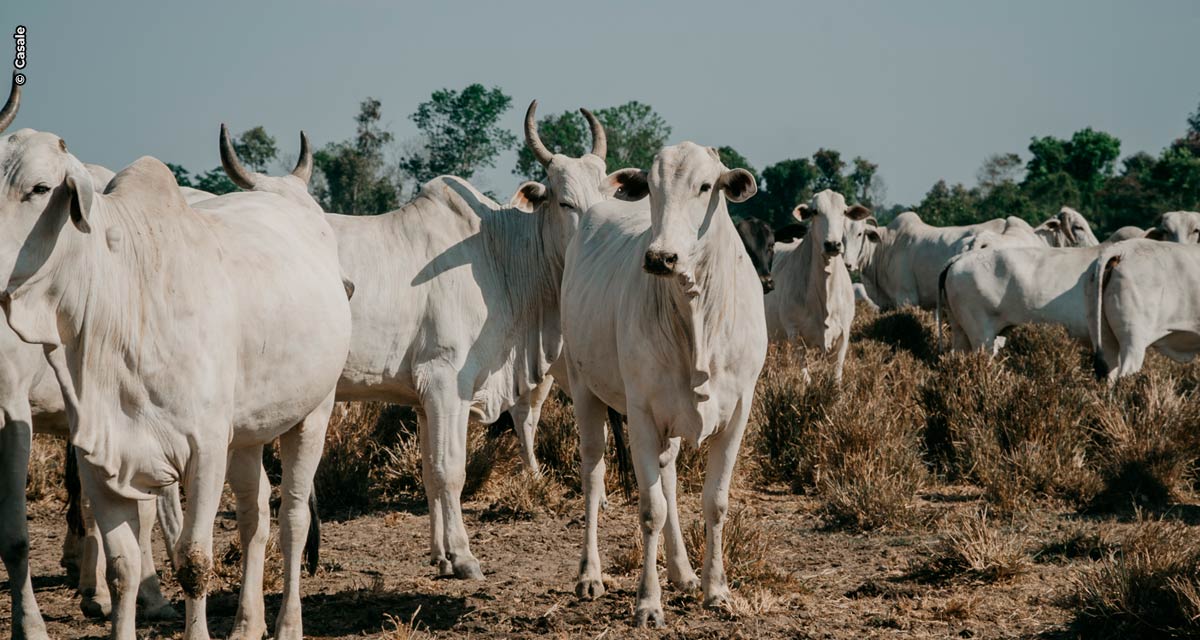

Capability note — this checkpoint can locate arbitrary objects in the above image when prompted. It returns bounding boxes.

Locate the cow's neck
[798,232,837,330]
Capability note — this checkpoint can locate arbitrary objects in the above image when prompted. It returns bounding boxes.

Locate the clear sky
[5,1,1198,205]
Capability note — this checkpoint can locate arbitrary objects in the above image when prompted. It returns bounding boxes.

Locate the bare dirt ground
[4,484,1130,639]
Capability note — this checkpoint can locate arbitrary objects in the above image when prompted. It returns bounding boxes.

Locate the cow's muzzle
[760,275,775,293]
[823,241,843,257]
[643,250,678,276]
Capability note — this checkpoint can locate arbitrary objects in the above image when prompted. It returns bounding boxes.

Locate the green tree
[916,179,979,226]
[848,157,879,207]
[812,148,850,195]
[166,163,193,188]
[976,153,1023,195]
[757,158,818,227]
[194,168,237,195]
[313,97,401,215]
[513,101,672,182]
[232,126,278,173]
[400,84,517,188]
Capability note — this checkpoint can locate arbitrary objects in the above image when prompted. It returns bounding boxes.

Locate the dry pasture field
[6,305,1200,639]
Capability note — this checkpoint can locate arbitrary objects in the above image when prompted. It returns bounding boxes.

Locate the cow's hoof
[227,620,268,640]
[703,590,731,610]
[140,601,179,622]
[632,604,666,628]
[80,594,111,619]
[435,558,455,578]
[669,571,700,592]
[452,557,484,580]
[575,576,606,600]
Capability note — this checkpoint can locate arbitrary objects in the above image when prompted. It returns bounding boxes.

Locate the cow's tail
[1089,246,1123,380]
[302,490,320,575]
[64,442,85,539]
[607,408,635,500]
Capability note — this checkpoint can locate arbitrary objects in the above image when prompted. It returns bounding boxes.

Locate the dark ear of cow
[608,168,649,201]
[1145,227,1165,240]
[719,168,757,203]
[793,203,814,221]
[865,226,883,243]
[1042,219,1061,231]
[509,181,547,212]
[774,223,808,244]
[865,216,879,227]
[846,204,873,221]
[64,165,94,233]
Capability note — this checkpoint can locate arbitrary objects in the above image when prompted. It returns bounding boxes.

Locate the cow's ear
[509,181,547,212]
[846,204,873,221]
[64,164,94,233]
[865,216,879,227]
[1042,219,1061,231]
[607,168,648,201]
[774,223,808,244]
[719,169,757,203]
[1146,227,1165,241]
[793,203,815,221]
[865,227,883,243]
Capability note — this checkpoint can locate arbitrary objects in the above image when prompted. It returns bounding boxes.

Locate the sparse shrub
[851,306,941,364]
[1070,517,1200,638]
[1036,525,1120,564]
[27,434,66,503]
[481,470,568,521]
[683,507,795,589]
[910,508,1028,583]
[751,341,928,530]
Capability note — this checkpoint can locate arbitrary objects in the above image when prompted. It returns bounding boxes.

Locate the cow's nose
[823,241,842,255]
[643,250,678,276]
[762,276,775,293]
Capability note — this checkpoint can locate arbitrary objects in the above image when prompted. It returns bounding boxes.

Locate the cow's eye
[31,184,51,196]
[699,183,711,194]
[559,201,576,211]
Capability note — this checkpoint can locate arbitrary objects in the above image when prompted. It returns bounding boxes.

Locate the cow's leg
[176,447,227,640]
[415,408,448,574]
[834,332,850,383]
[0,408,48,640]
[61,441,83,586]
[274,392,335,640]
[572,384,608,600]
[700,395,751,609]
[1112,338,1149,382]
[628,407,668,628]
[78,499,111,619]
[660,438,698,591]
[156,483,183,573]
[422,388,482,580]
[511,375,554,475]
[227,446,269,640]
[80,464,142,640]
[135,497,176,620]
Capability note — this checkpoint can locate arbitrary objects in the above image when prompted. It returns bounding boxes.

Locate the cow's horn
[292,131,313,183]
[581,107,606,160]
[219,123,256,190]
[0,73,21,135]
[525,100,553,168]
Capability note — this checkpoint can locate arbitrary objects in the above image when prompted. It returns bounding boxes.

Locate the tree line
[168,84,1200,238]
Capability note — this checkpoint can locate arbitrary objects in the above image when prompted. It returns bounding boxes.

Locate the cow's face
[794,190,872,261]
[0,129,93,291]
[1037,207,1098,247]
[623,142,755,278]
[1148,211,1200,244]
[842,216,877,272]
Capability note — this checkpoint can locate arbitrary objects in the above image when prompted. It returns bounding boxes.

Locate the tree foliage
[232,126,278,173]
[400,84,517,188]
[312,97,401,215]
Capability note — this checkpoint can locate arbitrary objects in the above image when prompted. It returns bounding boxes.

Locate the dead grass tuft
[909,509,1028,583]
[26,434,66,504]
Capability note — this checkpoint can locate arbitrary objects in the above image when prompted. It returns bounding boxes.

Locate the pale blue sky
[5,1,1198,205]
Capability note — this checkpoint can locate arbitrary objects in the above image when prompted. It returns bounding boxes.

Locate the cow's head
[734,218,806,293]
[1147,211,1200,243]
[1036,207,1099,247]
[794,190,872,261]
[610,142,755,279]
[0,76,100,294]
[220,124,317,210]
[842,215,878,272]
[510,101,624,253]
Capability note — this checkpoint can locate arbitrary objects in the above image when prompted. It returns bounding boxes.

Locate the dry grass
[26,434,66,503]
[1069,516,1200,638]
[481,471,570,522]
[683,506,796,590]
[909,508,1029,583]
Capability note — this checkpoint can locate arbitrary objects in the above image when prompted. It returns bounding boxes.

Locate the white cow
[329,102,619,579]
[1034,206,1100,247]
[1104,226,1149,244]
[1088,240,1200,382]
[765,191,871,381]
[562,142,767,627]
[0,99,351,640]
[1146,211,1200,243]
[938,245,1109,353]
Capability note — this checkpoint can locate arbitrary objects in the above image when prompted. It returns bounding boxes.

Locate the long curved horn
[580,107,606,160]
[219,123,256,190]
[524,100,553,168]
[291,131,313,183]
[0,73,21,134]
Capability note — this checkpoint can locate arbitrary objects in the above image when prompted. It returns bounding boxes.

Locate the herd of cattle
[1,71,1198,638]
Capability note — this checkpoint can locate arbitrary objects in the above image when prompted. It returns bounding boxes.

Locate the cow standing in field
[0,93,351,640]
[765,191,872,381]
[1088,240,1200,381]
[562,142,767,627]
[328,102,620,580]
